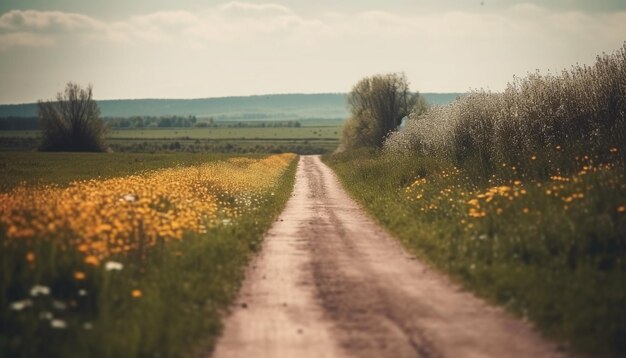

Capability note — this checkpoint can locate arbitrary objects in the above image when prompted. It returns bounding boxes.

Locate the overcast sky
[0,0,625,104]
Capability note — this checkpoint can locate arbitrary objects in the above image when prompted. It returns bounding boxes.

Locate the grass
[107,127,341,140]
[325,148,625,357]
[0,152,298,357]
[0,152,236,191]
[0,126,342,154]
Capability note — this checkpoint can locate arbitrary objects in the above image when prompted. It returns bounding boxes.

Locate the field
[0,152,297,356]
[0,123,342,154]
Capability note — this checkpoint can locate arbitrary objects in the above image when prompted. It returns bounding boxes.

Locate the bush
[385,43,626,180]
[342,73,421,150]
[38,83,107,152]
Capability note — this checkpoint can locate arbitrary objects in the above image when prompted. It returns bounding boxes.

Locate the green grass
[0,126,341,140]
[324,149,626,357]
[0,126,342,154]
[107,127,340,140]
[0,152,298,357]
[0,152,238,191]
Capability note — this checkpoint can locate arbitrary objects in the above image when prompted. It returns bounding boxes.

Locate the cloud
[0,9,110,48]
[0,32,54,49]
[102,3,319,45]
[0,2,624,54]
[0,9,104,33]
[218,2,295,16]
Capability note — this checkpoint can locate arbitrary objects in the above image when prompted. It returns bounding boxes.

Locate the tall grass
[386,44,626,180]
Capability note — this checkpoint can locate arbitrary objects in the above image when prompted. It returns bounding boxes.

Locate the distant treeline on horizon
[0,93,463,119]
[0,115,307,131]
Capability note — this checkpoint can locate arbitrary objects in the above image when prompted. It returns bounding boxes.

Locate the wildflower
[78,289,88,296]
[26,251,35,263]
[10,299,33,311]
[522,208,529,214]
[39,311,53,320]
[105,261,124,271]
[74,271,86,280]
[531,155,537,161]
[30,285,50,297]
[84,255,100,266]
[52,301,67,310]
[131,289,142,298]
[50,319,67,329]
[556,145,561,150]
[0,154,294,268]
[618,205,625,213]
[83,322,94,330]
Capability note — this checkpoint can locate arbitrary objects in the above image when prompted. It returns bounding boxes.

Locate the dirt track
[212,155,567,358]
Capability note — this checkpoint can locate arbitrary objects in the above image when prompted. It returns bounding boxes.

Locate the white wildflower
[10,299,32,311]
[30,285,50,297]
[105,261,123,271]
[122,194,137,202]
[50,319,67,329]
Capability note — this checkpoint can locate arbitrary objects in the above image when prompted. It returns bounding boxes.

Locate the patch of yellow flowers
[0,154,295,264]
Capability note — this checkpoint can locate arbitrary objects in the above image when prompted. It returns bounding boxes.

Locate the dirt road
[212,155,566,358]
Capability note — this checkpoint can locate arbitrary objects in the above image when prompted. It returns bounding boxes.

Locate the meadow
[325,45,626,356]
[0,123,342,154]
[0,152,297,357]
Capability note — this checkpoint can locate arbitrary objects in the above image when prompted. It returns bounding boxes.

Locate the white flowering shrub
[385,43,626,179]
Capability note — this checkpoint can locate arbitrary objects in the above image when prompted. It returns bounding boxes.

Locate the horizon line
[0,91,467,106]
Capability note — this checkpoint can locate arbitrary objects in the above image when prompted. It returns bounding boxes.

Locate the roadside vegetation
[0,152,297,357]
[326,44,626,356]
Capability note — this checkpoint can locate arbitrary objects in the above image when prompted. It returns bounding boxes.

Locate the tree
[342,73,419,149]
[38,82,107,152]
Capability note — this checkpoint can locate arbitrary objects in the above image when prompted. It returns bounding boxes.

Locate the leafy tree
[342,73,419,149]
[38,82,107,152]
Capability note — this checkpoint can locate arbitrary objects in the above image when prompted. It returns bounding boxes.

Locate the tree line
[0,115,304,131]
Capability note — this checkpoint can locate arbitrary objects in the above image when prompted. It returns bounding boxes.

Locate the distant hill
[0,93,463,120]
[422,93,464,105]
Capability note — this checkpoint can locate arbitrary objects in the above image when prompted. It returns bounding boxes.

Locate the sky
[0,0,625,104]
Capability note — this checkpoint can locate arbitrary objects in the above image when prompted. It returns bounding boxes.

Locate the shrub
[342,73,421,150]
[38,83,107,152]
[385,43,626,180]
